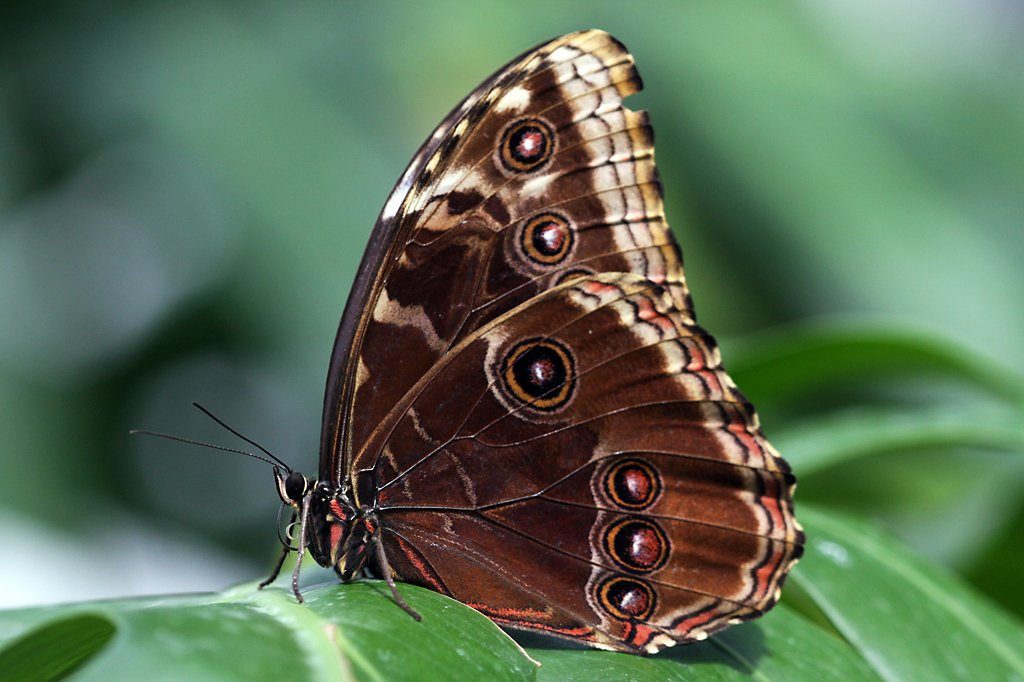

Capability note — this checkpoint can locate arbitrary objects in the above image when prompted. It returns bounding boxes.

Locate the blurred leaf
[792,506,1024,681]
[1,3,1024,678]
[0,613,115,682]
[727,321,1024,407]
[728,321,1024,567]
[777,407,1024,475]
[650,4,1024,366]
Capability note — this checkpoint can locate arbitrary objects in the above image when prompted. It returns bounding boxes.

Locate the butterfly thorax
[273,468,374,581]
[306,482,378,581]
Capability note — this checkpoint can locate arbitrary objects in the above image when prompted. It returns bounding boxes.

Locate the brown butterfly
[264,29,804,654]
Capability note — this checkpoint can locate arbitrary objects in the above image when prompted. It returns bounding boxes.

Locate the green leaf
[726,322,1024,407]
[776,407,1024,475]
[3,506,1024,681]
[295,581,537,682]
[0,613,115,682]
[792,506,1024,681]
[0,582,536,682]
[529,605,879,681]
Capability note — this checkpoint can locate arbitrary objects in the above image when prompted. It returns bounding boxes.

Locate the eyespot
[500,337,576,411]
[555,267,593,286]
[596,575,657,621]
[519,212,573,265]
[498,117,555,173]
[603,517,670,573]
[604,459,661,510]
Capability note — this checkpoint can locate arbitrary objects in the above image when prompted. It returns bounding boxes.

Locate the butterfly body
[271,30,804,654]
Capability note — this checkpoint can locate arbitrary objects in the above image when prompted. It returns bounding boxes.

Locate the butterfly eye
[596,576,657,621]
[500,338,576,412]
[519,212,574,265]
[284,472,308,503]
[498,117,555,173]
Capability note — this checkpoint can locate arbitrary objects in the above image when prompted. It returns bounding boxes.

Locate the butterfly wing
[364,274,802,653]
[320,30,687,483]
[318,29,803,653]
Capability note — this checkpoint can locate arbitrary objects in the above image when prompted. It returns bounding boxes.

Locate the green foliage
[3,508,1022,680]
[1,1,1022,680]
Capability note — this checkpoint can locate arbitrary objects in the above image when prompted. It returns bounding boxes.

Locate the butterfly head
[273,467,311,507]
[273,468,368,578]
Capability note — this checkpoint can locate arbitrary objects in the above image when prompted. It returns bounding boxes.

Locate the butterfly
[263,29,804,655]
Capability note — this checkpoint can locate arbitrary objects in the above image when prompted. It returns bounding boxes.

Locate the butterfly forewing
[321,31,691,480]
[313,29,803,654]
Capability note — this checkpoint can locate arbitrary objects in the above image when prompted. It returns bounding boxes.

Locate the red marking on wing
[329,500,348,521]
[758,477,787,533]
[329,522,343,556]
[396,536,446,593]
[672,608,720,636]
[465,602,550,619]
[755,545,787,595]
[627,622,658,649]
[466,602,595,639]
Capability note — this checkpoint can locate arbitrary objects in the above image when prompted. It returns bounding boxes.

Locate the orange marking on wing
[691,369,725,400]
[682,338,708,370]
[581,280,622,296]
[635,297,676,333]
[727,423,769,466]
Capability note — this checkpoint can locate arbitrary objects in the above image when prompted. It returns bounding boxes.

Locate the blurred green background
[1,0,1021,624]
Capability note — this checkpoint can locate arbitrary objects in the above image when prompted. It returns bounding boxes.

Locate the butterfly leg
[288,493,313,602]
[258,543,291,589]
[259,508,298,589]
[371,533,422,621]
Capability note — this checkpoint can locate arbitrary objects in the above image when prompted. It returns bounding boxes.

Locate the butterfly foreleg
[288,491,314,603]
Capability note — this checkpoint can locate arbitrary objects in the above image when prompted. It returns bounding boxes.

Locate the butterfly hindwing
[363,274,800,652]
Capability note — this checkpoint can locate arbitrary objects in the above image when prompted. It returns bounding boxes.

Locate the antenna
[189,402,292,472]
[129,402,292,473]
